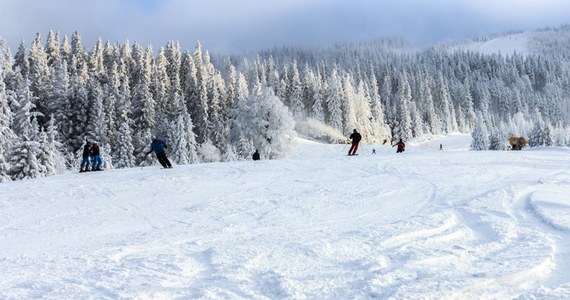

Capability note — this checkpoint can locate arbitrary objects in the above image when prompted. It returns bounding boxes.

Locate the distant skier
[91,142,102,171]
[393,138,405,153]
[348,129,362,156]
[372,148,376,154]
[252,149,260,161]
[146,137,172,168]
[80,140,92,172]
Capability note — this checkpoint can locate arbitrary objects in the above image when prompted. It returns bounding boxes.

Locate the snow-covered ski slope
[444,32,532,56]
[2,134,570,299]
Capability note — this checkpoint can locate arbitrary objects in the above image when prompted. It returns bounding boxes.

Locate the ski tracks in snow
[2,141,570,298]
[357,151,568,299]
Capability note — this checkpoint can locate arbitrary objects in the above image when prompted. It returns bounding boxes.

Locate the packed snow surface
[1,135,570,299]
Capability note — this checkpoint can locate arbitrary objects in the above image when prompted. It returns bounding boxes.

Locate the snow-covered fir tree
[170,93,199,165]
[529,108,553,147]
[471,111,490,150]
[8,136,43,180]
[240,87,295,159]
[0,50,16,182]
[198,139,221,163]
[112,62,135,168]
[326,68,343,132]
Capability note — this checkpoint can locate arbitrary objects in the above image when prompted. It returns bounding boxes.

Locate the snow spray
[296,118,347,142]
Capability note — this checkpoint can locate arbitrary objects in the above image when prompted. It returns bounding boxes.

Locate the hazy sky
[1,0,569,54]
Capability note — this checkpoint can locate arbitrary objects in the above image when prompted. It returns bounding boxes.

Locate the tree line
[1,28,569,181]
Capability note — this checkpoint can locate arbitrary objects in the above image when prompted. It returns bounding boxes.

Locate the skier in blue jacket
[146,137,172,168]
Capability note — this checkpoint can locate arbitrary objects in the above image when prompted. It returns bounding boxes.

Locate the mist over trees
[0,27,569,180]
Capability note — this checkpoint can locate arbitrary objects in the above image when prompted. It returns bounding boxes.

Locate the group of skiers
[348,129,406,156]
[79,137,173,172]
[80,140,102,172]
[81,130,403,172]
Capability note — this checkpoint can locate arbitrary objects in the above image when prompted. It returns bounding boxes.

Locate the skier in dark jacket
[252,150,260,161]
[348,129,362,156]
[80,141,92,172]
[393,139,405,153]
[91,143,102,171]
[146,138,172,168]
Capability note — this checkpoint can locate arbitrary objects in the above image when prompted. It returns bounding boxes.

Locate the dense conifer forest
[1,26,569,181]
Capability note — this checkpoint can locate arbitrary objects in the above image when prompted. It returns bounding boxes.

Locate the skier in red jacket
[393,139,405,153]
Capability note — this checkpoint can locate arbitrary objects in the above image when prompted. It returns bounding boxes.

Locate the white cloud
[0,0,568,53]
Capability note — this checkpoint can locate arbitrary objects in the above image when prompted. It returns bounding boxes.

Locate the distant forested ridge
[0,27,569,181]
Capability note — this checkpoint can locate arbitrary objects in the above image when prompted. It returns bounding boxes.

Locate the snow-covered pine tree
[150,47,170,140]
[265,56,280,95]
[368,71,388,140]
[471,111,490,150]
[310,72,325,123]
[529,108,553,147]
[89,39,107,83]
[326,68,343,132]
[392,72,413,142]
[0,51,16,182]
[433,74,455,134]
[191,41,210,144]
[67,63,90,151]
[112,62,135,168]
[229,72,249,146]
[488,124,508,151]
[165,41,182,120]
[70,31,87,75]
[60,35,72,70]
[12,74,39,139]
[410,101,424,138]
[170,93,199,165]
[341,74,357,135]
[37,128,59,176]
[353,80,374,142]
[456,81,476,132]
[287,60,304,118]
[8,136,43,180]
[222,144,239,162]
[13,41,30,78]
[132,45,156,165]
[85,77,106,144]
[45,116,67,173]
[198,139,221,163]
[48,59,70,137]
[103,66,118,154]
[28,32,51,126]
[302,63,316,114]
[10,77,45,180]
[45,30,61,69]
[222,59,237,144]
[206,71,226,150]
[241,87,295,159]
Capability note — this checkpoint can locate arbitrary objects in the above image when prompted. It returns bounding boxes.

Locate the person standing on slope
[80,140,92,172]
[91,142,103,171]
[393,138,406,153]
[348,129,362,156]
[252,149,260,161]
[146,137,173,168]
